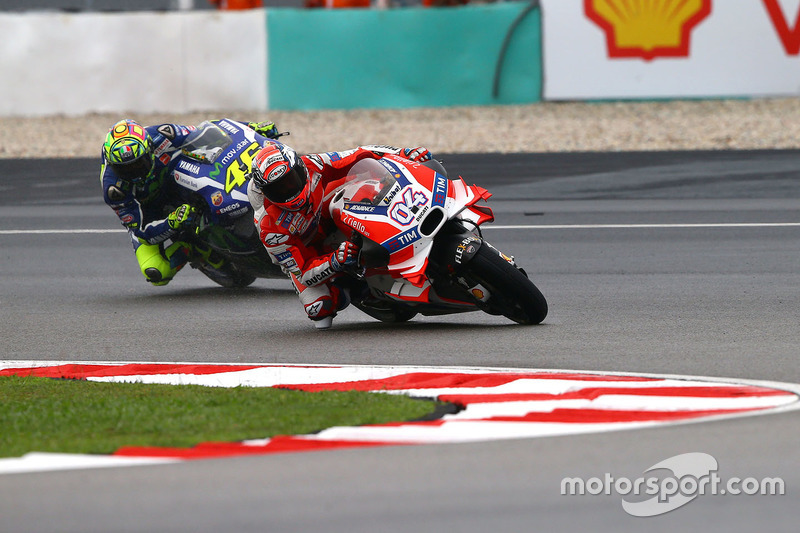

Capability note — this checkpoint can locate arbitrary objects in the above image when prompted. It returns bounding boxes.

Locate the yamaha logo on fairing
[178,161,201,174]
[217,120,240,135]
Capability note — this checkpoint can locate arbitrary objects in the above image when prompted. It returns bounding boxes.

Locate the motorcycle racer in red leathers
[247,143,432,329]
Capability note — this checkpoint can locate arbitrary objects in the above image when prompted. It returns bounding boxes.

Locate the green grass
[0,376,438,458]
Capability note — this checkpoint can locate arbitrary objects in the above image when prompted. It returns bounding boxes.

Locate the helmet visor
[112,154,153,183]
[261,160,307,205]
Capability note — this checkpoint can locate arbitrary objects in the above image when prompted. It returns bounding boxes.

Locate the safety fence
[0,1,798,116]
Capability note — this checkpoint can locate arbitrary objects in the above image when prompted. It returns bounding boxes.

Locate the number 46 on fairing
[223,142,261,194]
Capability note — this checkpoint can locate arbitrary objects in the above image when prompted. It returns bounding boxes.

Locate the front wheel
[463,244,547,325]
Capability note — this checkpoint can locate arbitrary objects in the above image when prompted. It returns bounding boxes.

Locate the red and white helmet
[250,143,310,211]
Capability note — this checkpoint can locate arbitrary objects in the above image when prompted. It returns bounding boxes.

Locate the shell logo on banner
[584,0,712,60]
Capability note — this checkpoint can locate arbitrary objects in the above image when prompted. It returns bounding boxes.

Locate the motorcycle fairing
[330,156,496,286]
[386,278,433,302]
[171,121,260,226]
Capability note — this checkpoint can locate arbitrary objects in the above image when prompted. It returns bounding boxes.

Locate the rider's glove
[247,121,280,140]
[402,147,432,163]
[168,204,199,231]
[330,240,360,272]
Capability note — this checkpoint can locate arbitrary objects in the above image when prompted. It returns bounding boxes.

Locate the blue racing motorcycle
[171,120,285,287]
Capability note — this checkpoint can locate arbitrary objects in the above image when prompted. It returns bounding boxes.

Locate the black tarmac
[1,150,799,532]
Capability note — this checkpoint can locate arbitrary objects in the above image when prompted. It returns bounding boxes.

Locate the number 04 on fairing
[327,156,548,325]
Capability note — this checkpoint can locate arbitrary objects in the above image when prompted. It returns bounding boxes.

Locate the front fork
[429,220,524,304]
[428,221,488,302]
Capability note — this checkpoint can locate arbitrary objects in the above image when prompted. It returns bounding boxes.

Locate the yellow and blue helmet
[103,119,154,183]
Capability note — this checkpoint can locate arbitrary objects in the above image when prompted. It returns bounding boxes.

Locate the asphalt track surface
[1,150,799,532]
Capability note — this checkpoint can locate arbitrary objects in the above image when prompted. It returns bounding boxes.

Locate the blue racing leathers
[100,119,269,284]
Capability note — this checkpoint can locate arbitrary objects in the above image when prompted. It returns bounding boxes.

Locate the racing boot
[135,241,191,286]
[298,281,350,330]
[313,316,334,330]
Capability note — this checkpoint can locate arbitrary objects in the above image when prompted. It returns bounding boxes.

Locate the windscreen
[180,121,233,164]
[342,159,400,206]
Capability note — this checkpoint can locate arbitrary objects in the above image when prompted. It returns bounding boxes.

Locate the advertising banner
[541,0,800,100]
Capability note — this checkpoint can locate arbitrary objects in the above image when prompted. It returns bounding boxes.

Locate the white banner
[541,0,800,100]
[0,10,267,117]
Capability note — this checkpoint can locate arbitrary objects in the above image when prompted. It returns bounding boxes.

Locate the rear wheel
[463,244,547,325]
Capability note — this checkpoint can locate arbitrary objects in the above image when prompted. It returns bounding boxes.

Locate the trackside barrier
[0,4,542,116]
[4,1,798,116]
[266,3,543,110]
[0,10,268,116]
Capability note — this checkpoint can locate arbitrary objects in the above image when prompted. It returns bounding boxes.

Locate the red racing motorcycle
[326,155,547,325]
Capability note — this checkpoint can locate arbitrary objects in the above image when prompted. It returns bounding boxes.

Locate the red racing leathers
[247,145,428,324]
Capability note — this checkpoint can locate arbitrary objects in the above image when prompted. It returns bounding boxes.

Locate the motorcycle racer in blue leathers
[101,118,280,286]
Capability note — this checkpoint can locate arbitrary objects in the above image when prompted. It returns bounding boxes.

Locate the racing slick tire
[464,244,547,325]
